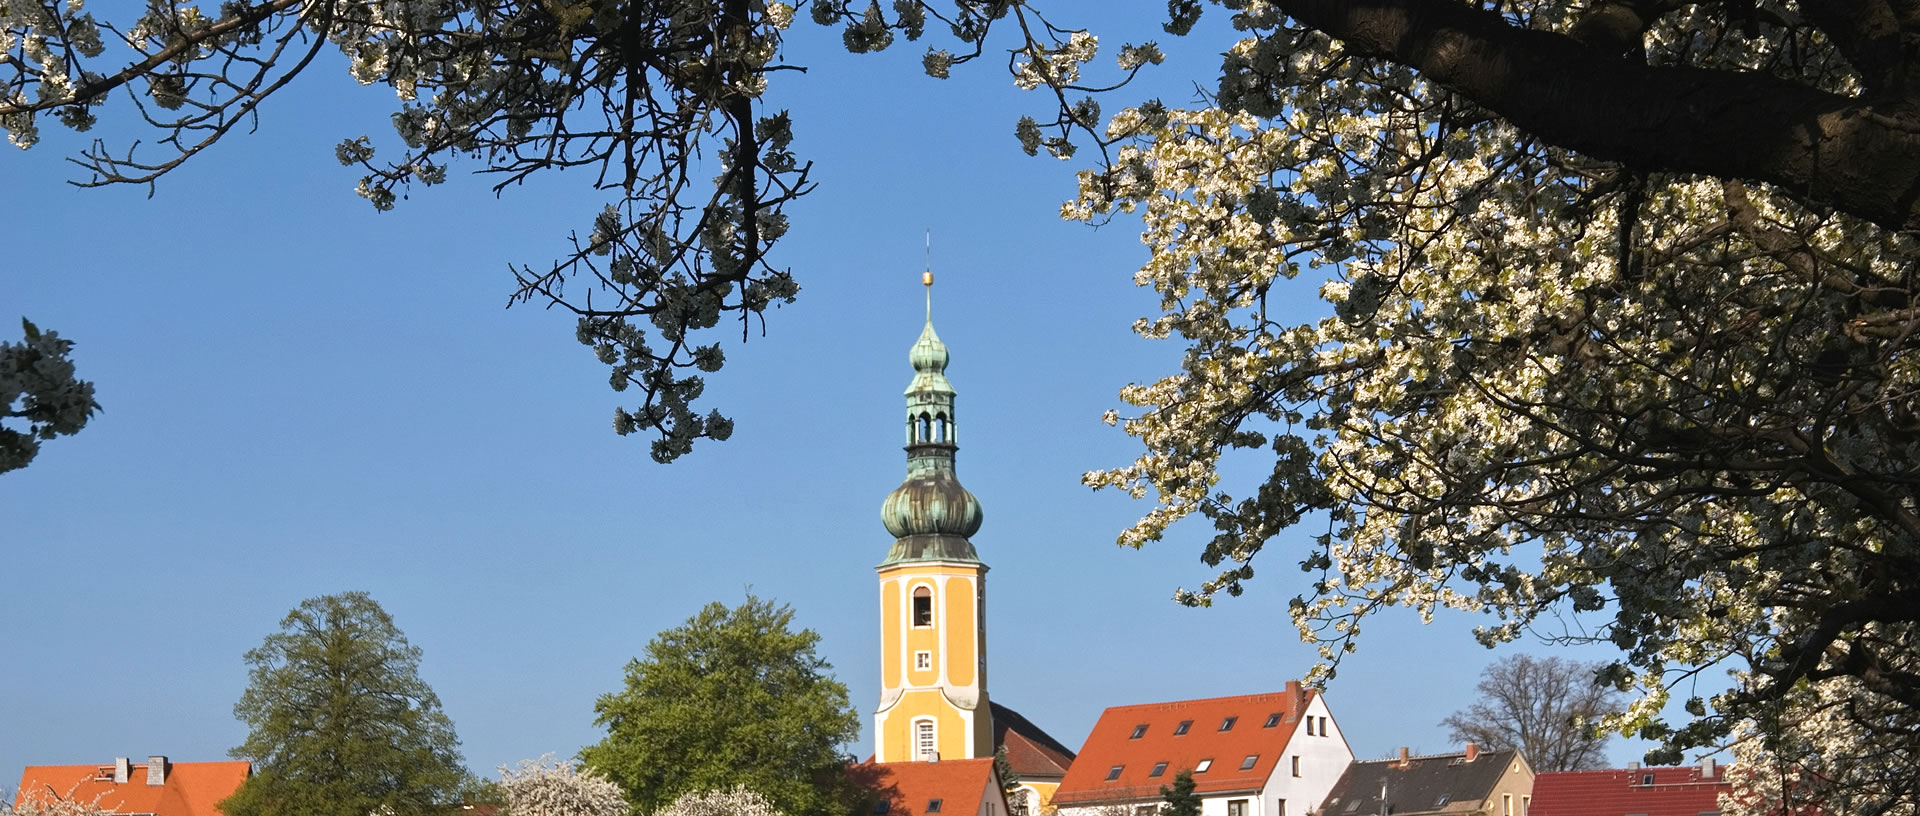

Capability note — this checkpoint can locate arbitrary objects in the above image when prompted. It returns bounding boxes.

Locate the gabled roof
[852,758,1003,816]
[1052,683,1317,806]
[14,759,251,816]
[992,702,1077,779]
[1319,749,1523,816]
[1531,766,1730,816]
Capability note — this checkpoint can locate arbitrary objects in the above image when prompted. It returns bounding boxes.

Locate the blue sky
[3,5,1687,789]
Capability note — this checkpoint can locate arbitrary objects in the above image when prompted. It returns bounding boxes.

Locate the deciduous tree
[498,756,628,816]
[1439,654,1620,772]
[580,595,860,816]
[222,591,466,816]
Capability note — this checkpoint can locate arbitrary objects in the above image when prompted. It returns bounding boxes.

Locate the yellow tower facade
[875,277,994,763]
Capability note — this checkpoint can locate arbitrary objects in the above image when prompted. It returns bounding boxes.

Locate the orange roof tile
[852,758,1004,816]
[15,759,250,816]
[1052,683,1315,806]
[1530,766,1730,816]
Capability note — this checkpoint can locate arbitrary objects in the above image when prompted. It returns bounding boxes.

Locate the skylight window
[1174,720,1193,736]
[928,800,942,814]
[1240,754,1259,771]
[1130,724,1148,740]
[1106,766,1124,781]
[1149,762,1168,778]
[1219,716,1238,732]
[1194,758,1212,773]
[1434,796,1450,808]
[1266,713,1283,729]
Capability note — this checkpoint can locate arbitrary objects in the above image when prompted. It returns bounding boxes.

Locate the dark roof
[1053,683,1316,806]
[992,702,1077,778]
[1320,749,1520,816]
[1531,766,1730,816]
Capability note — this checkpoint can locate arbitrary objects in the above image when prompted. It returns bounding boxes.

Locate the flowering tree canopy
[654,787,785,816]
[1062,2,1920,812]
[1,318,99,475]
[498,757,629,816]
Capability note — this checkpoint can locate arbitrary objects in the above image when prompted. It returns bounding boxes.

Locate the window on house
[1011,791,1030,816]
[1273,713,1287,729]
[1240,755,1259,771]
[915,651,932,671]
[1318,716,1328,734]
[1106,766,1124,781]
[1226,800,1248,816]
[1344,801,1360,813]
[1434,795,1450,808]
[1641,773,1655,786]
[1149,762,1168,778]
[1290,756,1300,777]
[1194,758,1212,773]
[1131,724,1149,739]
[915,720,936,760]
[928,800,943,814]
[1503,794,1512,816]
[1174,720,1193,736]
[912,586,933,627]
[1219,716,1238,732]
[1302,717,1312,735]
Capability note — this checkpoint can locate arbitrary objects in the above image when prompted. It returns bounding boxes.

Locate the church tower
[874,272,994,763]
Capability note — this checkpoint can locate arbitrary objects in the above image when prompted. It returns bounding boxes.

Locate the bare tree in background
[1441,655,1621,772]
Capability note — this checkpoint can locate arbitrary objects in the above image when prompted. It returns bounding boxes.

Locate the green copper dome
[879,281,984,566]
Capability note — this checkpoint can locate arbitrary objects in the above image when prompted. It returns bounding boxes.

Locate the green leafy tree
[222,591,466,816]
[1,318,100,475]
[1158,770,1199,816]
[581,595,860,816]
[993,745,1019,795]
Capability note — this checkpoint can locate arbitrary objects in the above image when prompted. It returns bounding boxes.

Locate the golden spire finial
[923,229,933,319]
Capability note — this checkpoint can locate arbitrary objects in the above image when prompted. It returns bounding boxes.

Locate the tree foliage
[1439,654,1620,772]
[580,595,861,816]
[654,787,787,816]
[1,318,99,475]
[1062,2,1920,807]
[223,591,466,816]
[1157,770,1199,816]
[498,756,629,816]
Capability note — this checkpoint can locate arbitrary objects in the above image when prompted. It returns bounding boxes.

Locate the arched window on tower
[912,585,934,627]
[917,413,932,444]
[934,414,949,443]
[906,417,916,445]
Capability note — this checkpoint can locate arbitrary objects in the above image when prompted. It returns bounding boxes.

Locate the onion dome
[879,270,985,566]
[882,473,984,538]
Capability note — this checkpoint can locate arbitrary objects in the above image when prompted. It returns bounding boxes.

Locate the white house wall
[1259,693,1352,816]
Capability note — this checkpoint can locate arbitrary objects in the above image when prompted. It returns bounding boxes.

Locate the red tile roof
[1530,766,1730,816]
[991,703,1076,779]
[14,760,250,816]
[852,758,1004,816]
[1052,683,1316,806]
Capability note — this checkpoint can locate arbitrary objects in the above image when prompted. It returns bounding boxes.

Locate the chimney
[1700,757,1716,779]
[1285,680,1304,722]
[1464,743,1479,762]
[147,756,168,786]
[1397,747,1410,767]
[113,758,130,784]
[1627,761,1640,771]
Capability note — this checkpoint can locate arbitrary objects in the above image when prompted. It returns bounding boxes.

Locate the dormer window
[1130,724,1148,739]
[912,586,933,627]
[1219,716,1238,732]
[1174,720,1193,736]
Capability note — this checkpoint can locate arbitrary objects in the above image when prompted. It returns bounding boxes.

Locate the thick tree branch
[1272,0,1920,231]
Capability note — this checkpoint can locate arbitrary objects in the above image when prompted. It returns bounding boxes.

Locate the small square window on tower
[914,651,932,671]
[912,586,934,627]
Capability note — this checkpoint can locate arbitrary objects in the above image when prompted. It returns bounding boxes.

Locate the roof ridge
[1096,689,1317,712]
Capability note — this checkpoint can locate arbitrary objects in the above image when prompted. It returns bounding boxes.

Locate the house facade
[1319,745,1533,816]
[1050,683,1353,816]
